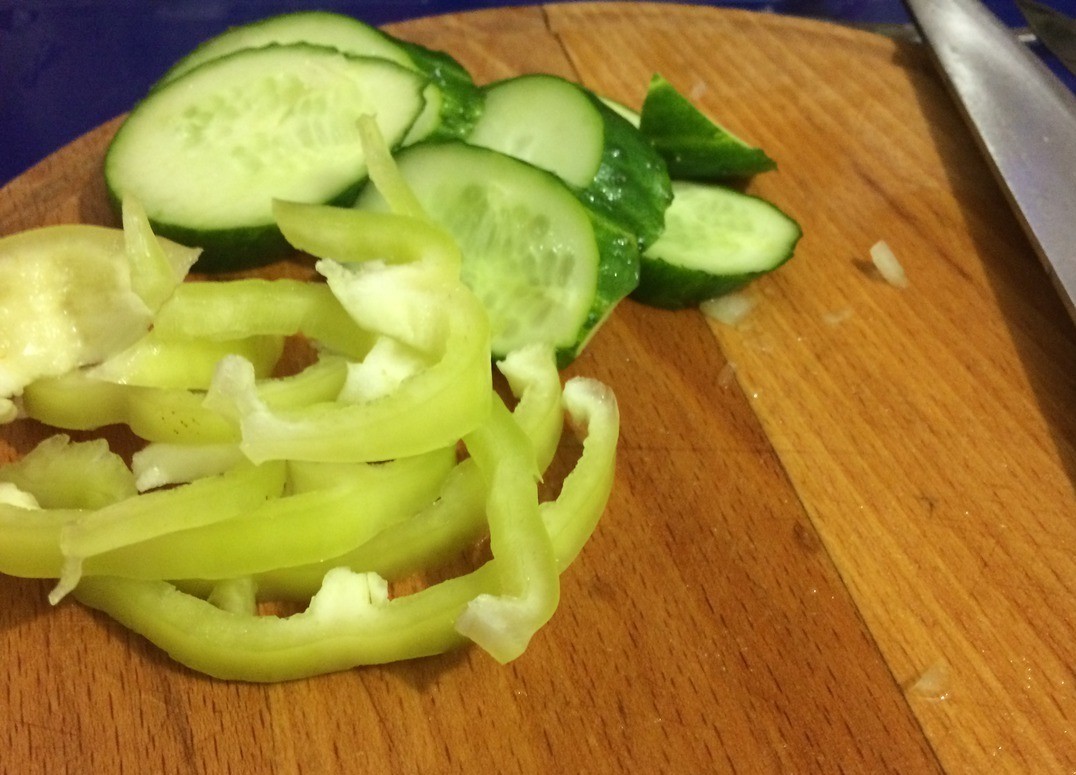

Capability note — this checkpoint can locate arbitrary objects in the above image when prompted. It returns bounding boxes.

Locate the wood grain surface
[2,4,1074,773]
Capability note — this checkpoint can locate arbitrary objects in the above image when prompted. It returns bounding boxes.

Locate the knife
[902,0,1076,325]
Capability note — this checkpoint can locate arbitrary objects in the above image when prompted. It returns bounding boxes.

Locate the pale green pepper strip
[76,566,496,681]
[497,344,563,473]
[206,577,258,616]
[251,457,488,601]
[71,376,618,681]
[87,330,284,389]
[247,343,562,601]
[122,197,197,310]
[0,435,136,509]
[23,371,237,441]
[49,461,287,602]
[357,113,427,220]
[0,503,78,579]
[0,436,137,577]
[131,443,247,491]
[454,394,559,663]
[210,266,491,463]
[153,279,376,361]
[84,446,455,582]
[542,378,620,571]
[273,202,459,276]
[22,356,348,444]
[0,457,284,581]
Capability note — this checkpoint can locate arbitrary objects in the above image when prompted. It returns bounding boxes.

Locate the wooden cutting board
[2,4,1074,772]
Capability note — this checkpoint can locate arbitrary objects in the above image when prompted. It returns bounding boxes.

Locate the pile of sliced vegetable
[0,11,801,682]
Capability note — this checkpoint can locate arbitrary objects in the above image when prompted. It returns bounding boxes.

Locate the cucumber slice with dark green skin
[631,181,801,310]
[354,141,639,366]
[391,37,484,142]
[156,11,413,85]
[154,11,482,143]
[640,74,777,179]
[104,45,428,272]
[599,97,641,127]
[466,73,672,252]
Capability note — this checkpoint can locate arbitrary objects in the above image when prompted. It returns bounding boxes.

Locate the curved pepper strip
[87,330,284,390]
[542,378,620,571]
[21,356,349,444]
[454,394,559,663]
[122,197,197,311]
[85,446,455,582]
[497,344,564,473]
[0,459,285,584]
[273,202,458,275]
[0,504,78,580]
[0,435,136,509]
[153,279,375,362]
[208,261,491,463]
[131,443,248,491]
[48,461,287,602]
[246,343,561,601]
[356,113,428,220]
[249,458,488,602]
[71,374,618,682]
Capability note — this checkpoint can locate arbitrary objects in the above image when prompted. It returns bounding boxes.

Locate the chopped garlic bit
[823,307,854,326]
[907,660,951,701]
[717,361,737,388]
[870,240,909,288]
[700,292,756,326]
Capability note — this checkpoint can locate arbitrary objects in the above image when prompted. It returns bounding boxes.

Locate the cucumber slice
[632,181,801,310]
[104,45,428,272]
[156,12,414,85]
[640,74,776,179]
[154,11,482,144]
[468,74,604,188]
[354,141,639,365]
[391,37,485,143]
[466,74,671,251]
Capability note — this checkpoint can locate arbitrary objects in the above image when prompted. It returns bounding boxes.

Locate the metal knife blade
[903,0,1076,324]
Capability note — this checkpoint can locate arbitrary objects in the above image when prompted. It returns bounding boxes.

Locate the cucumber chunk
[640,74,776,179]
[632,181,801,309]
[154,11,482,144]
[466,74,671,251]
[355,141,639,365]
[104,45,428,272]
[468,74,605,188]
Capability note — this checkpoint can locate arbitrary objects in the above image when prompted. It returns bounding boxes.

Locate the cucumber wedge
[154,11,482,144]
[104,45,428,272]
[466,74,672,251]
[354,141,639,365]
[640,74,776,179]
[632,181,801,309]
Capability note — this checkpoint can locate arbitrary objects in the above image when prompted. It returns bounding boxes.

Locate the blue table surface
[0,0,1069,187]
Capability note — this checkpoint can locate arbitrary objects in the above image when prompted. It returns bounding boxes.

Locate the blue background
[0,0,1067,186]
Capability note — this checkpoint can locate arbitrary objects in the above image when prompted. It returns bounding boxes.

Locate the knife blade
[903,0,1076,325]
